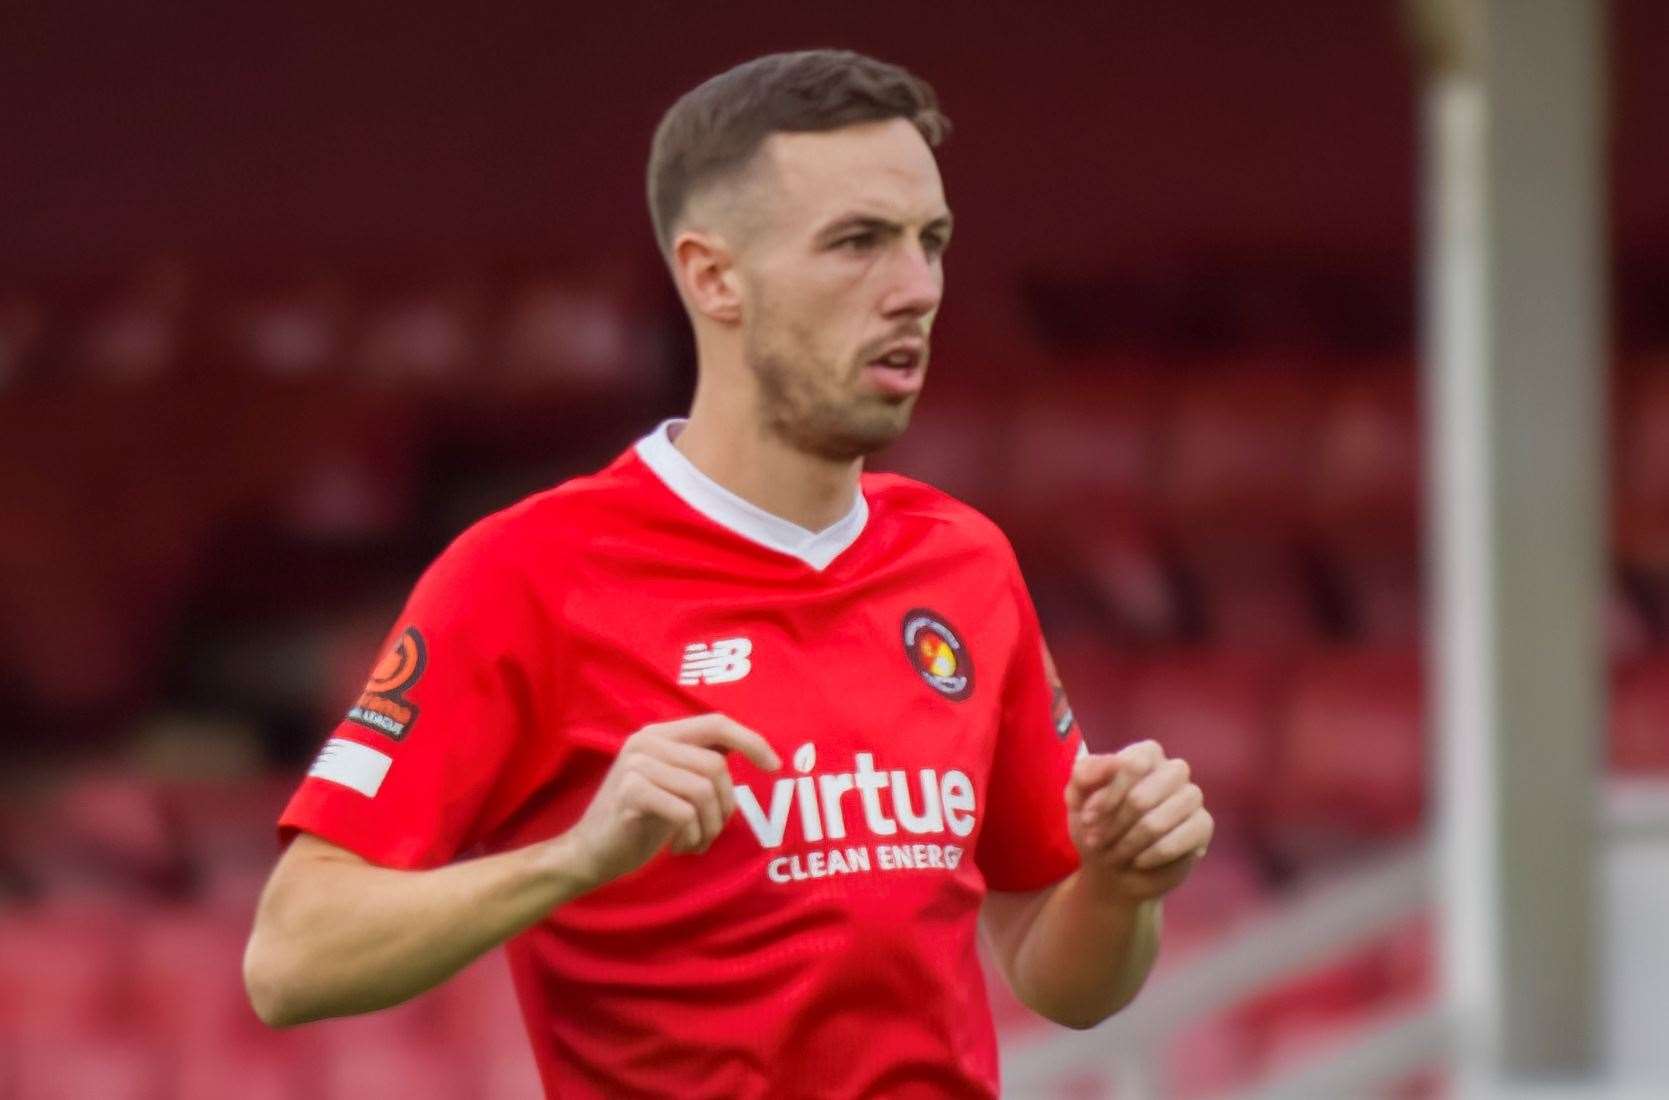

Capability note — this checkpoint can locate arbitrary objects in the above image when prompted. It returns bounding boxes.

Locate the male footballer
[245,48,1213,1098]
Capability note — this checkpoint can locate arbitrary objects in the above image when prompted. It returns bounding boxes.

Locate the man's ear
[672,230,743,325]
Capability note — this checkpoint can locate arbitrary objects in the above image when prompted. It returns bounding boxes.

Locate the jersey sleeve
[278,520,546,869]
[974,564,1085,893]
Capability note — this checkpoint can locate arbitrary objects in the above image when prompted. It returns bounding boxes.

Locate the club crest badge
[901,608,974,701]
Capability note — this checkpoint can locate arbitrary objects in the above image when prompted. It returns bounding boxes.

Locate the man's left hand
[1066,740,1213,903]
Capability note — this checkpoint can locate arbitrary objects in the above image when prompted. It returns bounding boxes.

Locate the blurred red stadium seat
[1308,368,1420,541]
[353,285,481,389]
[429,951,530,1054]
[9,773,190,902]
[1271,648,1427,853]
[1070,518,1187,644]
[128,908,266,1048]
[0,289,46,387]
[225,277,353,380]
[1309,369,1424,646]
[0,906,124,1042]
[1000,365,1162,524]
[1122,651,1282,826]
[1616,368,1669,574]
[7,1037,169,1100]
[73,260,189,386]
[1140,367,1327,648]
[1160,366,1320,537]
[316,1034,472,1100]
[494,273,658,397]
[171,1046,307,1100]
[1179,539,1324,652]
[1610,655,1669,774]
[870,391,1009,514]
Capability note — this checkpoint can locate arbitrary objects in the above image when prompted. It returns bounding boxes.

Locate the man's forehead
[759,120,947,220]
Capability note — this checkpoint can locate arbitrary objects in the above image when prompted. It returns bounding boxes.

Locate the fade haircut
[647,49,950,256]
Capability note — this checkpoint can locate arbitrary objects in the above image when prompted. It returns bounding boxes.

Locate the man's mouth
[863,342,926,396]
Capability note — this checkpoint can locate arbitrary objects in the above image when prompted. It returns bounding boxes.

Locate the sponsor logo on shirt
[900,609,973,701]
[346,626,425,740]
[678,637,753,685]
[735,741,974,885]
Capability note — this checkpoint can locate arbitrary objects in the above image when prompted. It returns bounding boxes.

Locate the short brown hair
[647,50,950,254]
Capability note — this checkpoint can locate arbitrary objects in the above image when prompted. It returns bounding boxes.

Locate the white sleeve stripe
[308,737,393,798]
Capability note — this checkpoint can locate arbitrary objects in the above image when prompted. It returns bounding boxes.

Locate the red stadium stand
[1000,364,1163,525]
[1122,651,1283,827]
[6,1037,169,1100]
[0,290,45,388]
[429,951,529,1050]
[494,273,652,397]
[1610,655,1669,774]
[353,285,481,390]
[224,277,354,381]
[72,260,189,387]
[1270,648,1427,859]
[170,1047,307,1100]
[1060,516,1188,644]
[1310,369,1424,646]
[128,908,267,1048]
[11,772,190,902]
[1309,368,1421,540]
[1615,368,1669,575]
[1179,537,1324,652]
[1158,366,1328,649]
[0,906,125,1041]
[871,389,1010,514]
[315,1033,472,1100]
[1161,365,1320,536]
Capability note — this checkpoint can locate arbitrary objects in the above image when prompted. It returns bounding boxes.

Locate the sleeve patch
[346,626,427,739]
[1040,640,1077,740]
[307,737,394,798]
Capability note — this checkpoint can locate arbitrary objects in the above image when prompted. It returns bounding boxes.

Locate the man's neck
[671,401,862,534]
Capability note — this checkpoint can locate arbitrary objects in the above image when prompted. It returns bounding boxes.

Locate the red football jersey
[280,420,1084,1099]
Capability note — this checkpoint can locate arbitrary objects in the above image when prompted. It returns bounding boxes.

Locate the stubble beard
[744,314,917,463]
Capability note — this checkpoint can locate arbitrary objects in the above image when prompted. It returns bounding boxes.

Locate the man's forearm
[1003,871,1162,1030]
[245,833,595,1027]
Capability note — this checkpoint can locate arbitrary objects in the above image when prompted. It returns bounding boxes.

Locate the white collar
[634,419,869,572]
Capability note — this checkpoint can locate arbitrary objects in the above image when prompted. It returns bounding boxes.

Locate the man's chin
[790,405,915,462]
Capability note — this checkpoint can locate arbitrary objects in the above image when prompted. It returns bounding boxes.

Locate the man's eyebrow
[815,211,956,239]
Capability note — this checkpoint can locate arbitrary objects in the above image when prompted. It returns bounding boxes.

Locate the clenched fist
[563,714,780,892]
[1066,740,1213,902]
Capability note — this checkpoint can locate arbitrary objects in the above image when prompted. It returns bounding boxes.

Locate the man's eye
[836,234,877,251]
[923,234,949,258]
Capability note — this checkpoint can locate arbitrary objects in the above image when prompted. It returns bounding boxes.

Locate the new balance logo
[679,637,753,685]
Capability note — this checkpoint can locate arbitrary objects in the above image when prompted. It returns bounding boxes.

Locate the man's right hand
[561,714,781,892]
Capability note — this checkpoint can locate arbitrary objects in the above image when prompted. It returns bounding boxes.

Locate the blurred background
[2,1,1665,1097]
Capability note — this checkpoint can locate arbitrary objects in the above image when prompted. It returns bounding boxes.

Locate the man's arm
[981,741,1211,1030]
[244,715,779,1027]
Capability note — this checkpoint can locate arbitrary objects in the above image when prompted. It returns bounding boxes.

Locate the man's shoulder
[431,447,654,573]
[861,469,1015,559]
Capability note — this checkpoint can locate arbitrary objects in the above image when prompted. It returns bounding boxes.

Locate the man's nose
[880,243,942,319]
